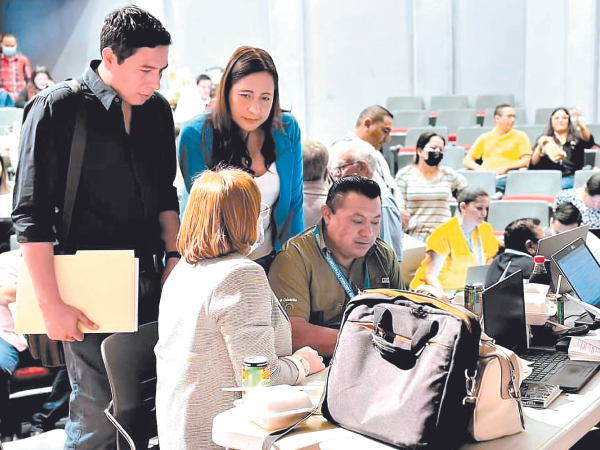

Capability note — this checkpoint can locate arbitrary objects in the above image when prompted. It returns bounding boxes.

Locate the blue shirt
[178,111,304,250]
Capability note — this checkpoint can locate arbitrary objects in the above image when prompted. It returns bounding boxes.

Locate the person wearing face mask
[395,132,467,242]
[178,46,304,266]
[156,168,324,450]
[530,107,594,189]
[0,33,32,103]
[410,186,499,296]
[484,218,544,288]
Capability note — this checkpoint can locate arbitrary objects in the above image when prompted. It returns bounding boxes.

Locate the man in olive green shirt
[269,176,403,357]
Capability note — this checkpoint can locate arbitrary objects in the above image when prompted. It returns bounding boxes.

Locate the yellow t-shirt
[468,128,532,171]
[410,217,499,291]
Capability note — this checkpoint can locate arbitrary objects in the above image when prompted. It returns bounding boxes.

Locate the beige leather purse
[463,335,526,441]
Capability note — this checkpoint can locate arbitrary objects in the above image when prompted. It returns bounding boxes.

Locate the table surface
[213,302,600,450]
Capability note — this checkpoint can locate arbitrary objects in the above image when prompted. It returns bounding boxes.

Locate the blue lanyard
[461,226,485,266]
[313,227,370,298]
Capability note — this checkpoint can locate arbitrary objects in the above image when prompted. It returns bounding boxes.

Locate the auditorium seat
[456,126,493,149]
[402,126,448,151]
[441,146,466,170]
[434,109,478,138]
[534,107,557,125]
[386,96,424,111]
[574,169,599,188]
[514,125,545,146]
[503,170,562,203]
[430,95,469,111]
[487,200,550,234]
[396,152,415,171]
[458,170,496,196]
[474,94,515,110]
[391,110,429,130]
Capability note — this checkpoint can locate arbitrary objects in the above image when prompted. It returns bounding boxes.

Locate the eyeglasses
[259,203,271,221]
[333,161,361,176]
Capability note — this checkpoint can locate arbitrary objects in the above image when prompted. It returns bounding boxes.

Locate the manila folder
[16,250,138,334]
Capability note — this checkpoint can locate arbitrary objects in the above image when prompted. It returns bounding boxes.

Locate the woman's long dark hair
[544,107,580,143]
[205,46,284,174]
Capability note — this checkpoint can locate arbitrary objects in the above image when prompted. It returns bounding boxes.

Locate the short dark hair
[302,140,328,182]
[100,6,171,64]
[494,104,513,117]
[196,74,211,84]
[586,173,600,197]
[457,186,488,205]
[504,218,541,253]
[415,132,446,164]
[553,202,582,226]
[326,175,380,213]
[356,105,393,127]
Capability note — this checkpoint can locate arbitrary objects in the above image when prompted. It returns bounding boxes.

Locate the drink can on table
[242,356,271,392]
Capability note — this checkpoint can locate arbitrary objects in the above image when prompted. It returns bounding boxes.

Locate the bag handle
[372,308,439,361]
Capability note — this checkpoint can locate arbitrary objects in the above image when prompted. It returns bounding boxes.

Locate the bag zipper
[367,289,474,332]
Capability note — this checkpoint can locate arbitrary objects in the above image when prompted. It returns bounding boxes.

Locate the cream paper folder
[16,250,138,334]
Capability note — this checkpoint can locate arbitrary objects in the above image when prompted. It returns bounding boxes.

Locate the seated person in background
[0,250,26,439]
[410,186,499,295]
[462,104,532,191]
[344,105,396,193]
[269,175,403,357]
[329,139,403,260]
[15,66,54,107]
[553,173,600,228]
[547,201,600,263]
[485,218,544,288]
[0,33,32,104]
[156,168,324,450]
[395,132,467,242]
[530,107,594,189]
[173,73,212,125]
[302,140,329,229]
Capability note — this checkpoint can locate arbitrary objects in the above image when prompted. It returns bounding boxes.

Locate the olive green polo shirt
[268,222,403,329]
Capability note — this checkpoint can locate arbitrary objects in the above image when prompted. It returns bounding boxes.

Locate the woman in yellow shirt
[410,186,499,294]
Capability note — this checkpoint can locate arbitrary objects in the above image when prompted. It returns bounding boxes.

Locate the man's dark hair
[326,175,380,213]
[504,218,541,254]
[586,173,600,197]
[302,140,328,182]
[494,104,513,117]
[100,6,171,64]
[355,105,393,127]
[196,74,211,84]
[553,202,582,226]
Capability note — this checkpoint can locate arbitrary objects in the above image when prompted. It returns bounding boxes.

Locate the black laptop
[483,270,600,392]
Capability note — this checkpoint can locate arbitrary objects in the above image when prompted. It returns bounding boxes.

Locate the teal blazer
[178,111,304,250]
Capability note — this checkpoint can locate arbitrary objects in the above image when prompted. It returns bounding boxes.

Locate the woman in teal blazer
[178,46,304,254]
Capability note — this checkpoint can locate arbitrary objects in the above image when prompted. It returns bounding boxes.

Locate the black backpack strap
[61,79,87,248]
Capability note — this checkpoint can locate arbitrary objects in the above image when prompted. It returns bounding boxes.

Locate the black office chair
[101,322,158,450]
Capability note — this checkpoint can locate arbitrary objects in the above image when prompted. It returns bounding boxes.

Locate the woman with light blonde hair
[155,167,324,450]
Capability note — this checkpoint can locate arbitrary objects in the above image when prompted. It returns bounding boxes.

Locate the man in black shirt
[12,6,179,449]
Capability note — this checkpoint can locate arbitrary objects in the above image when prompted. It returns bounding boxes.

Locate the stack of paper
[16,250,139,334]
[568,331,600,362]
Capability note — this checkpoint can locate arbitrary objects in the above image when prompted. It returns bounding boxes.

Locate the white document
[569,331,600,361]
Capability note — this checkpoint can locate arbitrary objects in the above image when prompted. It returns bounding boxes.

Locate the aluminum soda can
[473,283,484,319]
[242,356,271,391]
[464,283,475,314]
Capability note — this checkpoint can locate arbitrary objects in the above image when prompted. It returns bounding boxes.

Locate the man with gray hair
[329,139,403,260]
[302,140,329,228]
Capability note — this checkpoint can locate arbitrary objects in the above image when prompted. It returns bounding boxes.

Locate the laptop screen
[553,238,600,307]
[482,270,528,354]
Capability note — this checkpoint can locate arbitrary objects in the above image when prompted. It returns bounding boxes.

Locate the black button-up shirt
[12,60,179,255]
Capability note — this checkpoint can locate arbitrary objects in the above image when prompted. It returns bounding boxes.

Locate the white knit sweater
[155,253,300,449]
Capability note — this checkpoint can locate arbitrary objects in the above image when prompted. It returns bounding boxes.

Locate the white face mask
[248,217,265,254]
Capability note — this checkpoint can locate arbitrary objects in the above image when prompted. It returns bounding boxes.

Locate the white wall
[5,0,600,143]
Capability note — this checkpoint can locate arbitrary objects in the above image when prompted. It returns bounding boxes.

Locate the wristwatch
[165,251,181,261]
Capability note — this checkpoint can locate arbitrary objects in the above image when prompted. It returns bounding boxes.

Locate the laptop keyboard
[521,351,569,383]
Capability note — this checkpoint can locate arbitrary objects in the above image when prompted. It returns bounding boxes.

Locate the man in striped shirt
[0,34,32,103]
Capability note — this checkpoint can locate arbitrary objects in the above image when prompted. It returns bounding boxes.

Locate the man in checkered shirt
[0,34,32,103]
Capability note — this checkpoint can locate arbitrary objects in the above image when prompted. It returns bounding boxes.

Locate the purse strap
[61,79,87,248]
